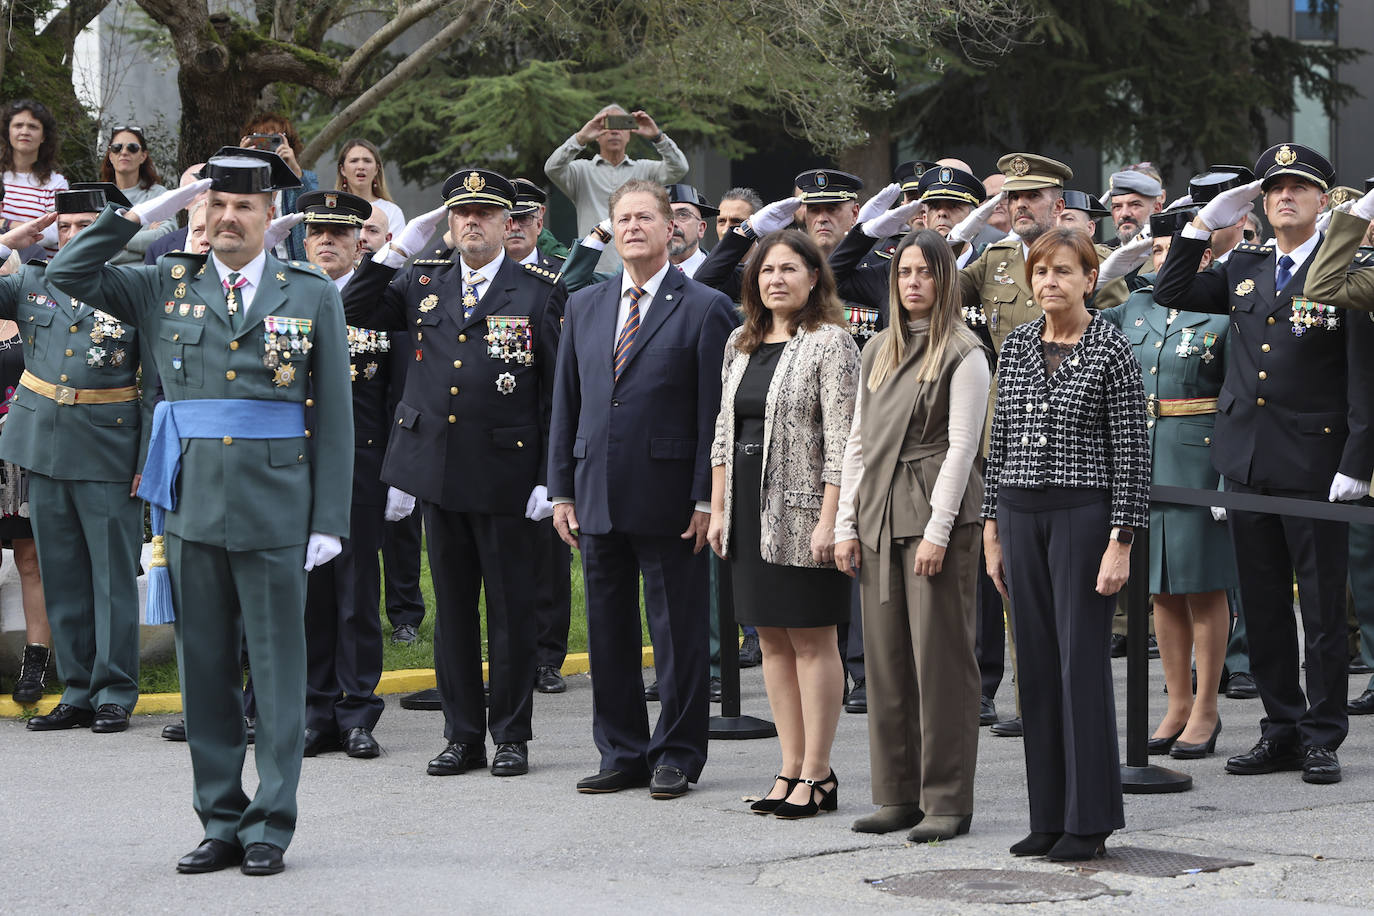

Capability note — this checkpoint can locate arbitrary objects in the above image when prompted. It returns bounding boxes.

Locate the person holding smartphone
[544,104,688,272]
[238,112,318,261]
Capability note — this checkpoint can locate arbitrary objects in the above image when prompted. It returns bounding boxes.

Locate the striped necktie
[223,272,247,329]
[614,286,645,380]
[463,271,483,320]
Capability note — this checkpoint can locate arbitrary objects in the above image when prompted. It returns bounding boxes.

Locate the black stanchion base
[1121,764,1192,794]
[709,715,777,740]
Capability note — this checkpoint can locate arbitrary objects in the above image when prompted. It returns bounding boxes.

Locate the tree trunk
[176,67,267,167]
[839,124,892,197]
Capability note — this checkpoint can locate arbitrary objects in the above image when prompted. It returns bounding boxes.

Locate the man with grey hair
[1106,169,1164,246]
[545,104,688,271]
[715,187,762,242]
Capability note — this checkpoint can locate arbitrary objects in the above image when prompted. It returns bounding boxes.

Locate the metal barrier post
[708,553,776,740]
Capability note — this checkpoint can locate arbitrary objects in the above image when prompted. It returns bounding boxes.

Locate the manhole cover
[1067,846,1251,878]
[867,869,1115,904]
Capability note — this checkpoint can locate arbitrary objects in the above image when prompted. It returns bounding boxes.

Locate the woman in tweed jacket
[982,228,1149,863]
[707,230,859,820]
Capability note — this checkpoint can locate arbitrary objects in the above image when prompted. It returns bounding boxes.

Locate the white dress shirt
[211,249,267,317]
[672,247,707,279]
[460,250,505,302]
[616,260,672,340]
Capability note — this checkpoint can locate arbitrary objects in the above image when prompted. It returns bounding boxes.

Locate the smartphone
[603,115,637,131]
[247,133,284,150]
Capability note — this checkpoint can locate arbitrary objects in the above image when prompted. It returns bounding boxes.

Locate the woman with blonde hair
[834,229,991,841]
[335,138,405,237]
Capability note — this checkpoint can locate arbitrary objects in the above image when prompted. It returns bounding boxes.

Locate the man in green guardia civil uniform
[0,183,151,734]
[46,148,353,878]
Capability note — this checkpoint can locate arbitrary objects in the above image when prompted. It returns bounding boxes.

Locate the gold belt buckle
[1146,395,1158,418]
[54,384,76,406]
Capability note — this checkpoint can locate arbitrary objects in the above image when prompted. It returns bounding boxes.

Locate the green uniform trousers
[169,535,307,851]
[27,474,142,712]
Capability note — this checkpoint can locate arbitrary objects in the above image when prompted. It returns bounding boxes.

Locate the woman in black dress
[708,230,860,818]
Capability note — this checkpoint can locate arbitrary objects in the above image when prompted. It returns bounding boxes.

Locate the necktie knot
[465,271,483,288]
[223,272,246,292]
[629,285,644,304]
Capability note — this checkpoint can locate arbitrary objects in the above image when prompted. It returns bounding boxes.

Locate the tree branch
[40,0,116,44]
[271,0,297,41]
[336,0,460,87]
[301,0,492,167]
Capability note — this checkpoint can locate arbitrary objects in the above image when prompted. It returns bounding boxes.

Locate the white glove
[525,484,554,521]
[384,486,416,521]
[1329,472,1370,503]
[746,197,803,236]
[303,533,342,571]
[391,205,448,259]
[948,191,1004,245]
[856,183,902,224]
[1351,187,1374,222]
[1096,228,1153,290]
[582,218,613,252]
[1164,193,1193,211]
[1211,506,1227,522]
[861,201,923,239]
[1195,179,1262,231]
[263,212,304,251]
[1318,199,1358,234]
[130,178,214,226]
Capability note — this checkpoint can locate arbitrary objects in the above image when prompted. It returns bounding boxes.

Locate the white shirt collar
[517,249,539,266]
[1266,229,1321,271]
[459,249,504,286]
[620,259,672,302]
[211,248,267,291]
[673,247,707,278]
[332,269,354,291]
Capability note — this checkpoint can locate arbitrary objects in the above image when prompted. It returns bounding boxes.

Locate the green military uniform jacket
[0,262,154,481]
[45,207,353,548]
[1305,209,1374,310]
[1101,276,1236,594]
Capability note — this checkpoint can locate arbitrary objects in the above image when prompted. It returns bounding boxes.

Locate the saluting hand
[390,206,448,260]
[862,201,923,240]
[0,211,56,252]
[856,183,902,224]
[948,191,1005,245]
[264,212,305,251]
[129,179,213,227]
[1096,227,1153,290]
[747,196,803,236]
[1194,179,1262,231]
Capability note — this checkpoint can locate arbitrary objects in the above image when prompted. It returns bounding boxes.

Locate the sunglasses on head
[109,142,142,154]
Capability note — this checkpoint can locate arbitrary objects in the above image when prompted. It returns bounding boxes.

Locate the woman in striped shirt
[0,100,67,253]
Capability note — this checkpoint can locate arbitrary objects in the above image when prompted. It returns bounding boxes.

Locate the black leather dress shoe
[1110,634,1127,658]
[400,687,443,710]
[576,769,650,793]
[391,624,419,645]
[709,676,722,703]
[1226,672,1258,699]
[844,678,867,714]
[979,696,997,726]
[241,842,285,876]
[738,633,762,668]
[990,716,1023,737]
[176,838,243,874]
[1350,659,1373,675]
[162,720,187,741]
[343,727,380,759]
[1302,746,1342,784]
[26,703,94,731]
[644,680,660,701]
[1348,688,1374,715]
[1147,635,1160,659]
[92,704,130,733]
[427,742,486,776]
[535,666,567,694]
[491,741,529,776]
[1225,738,1303,775]
[303,728,342,757]
[649,764,690,799]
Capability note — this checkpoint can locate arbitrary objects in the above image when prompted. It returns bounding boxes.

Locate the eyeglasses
[671,208,701,221]
[108,143,143,154]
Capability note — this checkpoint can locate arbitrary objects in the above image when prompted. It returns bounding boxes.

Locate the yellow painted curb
[1,648,656,719]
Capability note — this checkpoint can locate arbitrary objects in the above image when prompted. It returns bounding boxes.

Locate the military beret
[200,146,301,193]
[998,153,1072,192]
[665,183,718,217]
[1061,189,1108,218]
[298,189,370,227]
[1107,170,1162,199]
[510,178,547,216]
[1254,142,1334,192]
[58,181,131,213]
[441,168,516,209]
[794,169,863,204]
[917,166,985,207]
[893,160,938,194]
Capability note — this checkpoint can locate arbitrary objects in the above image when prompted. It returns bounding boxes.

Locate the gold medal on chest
[419,294,439,312]
[1235,278,1255,296]
[274,363,296,387]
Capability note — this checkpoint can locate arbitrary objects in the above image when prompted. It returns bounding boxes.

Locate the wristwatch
[1109,526,1134,545]
[736,220,758,241]
[591,224,612,244]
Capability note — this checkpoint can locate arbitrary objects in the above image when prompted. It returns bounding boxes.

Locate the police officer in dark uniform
[507,178,565,274]
[1155,142,1374,786]
[342,168,561,778]
[293,189,393,759]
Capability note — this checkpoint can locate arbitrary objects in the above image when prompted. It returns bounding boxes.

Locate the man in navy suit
[549,178,737,798]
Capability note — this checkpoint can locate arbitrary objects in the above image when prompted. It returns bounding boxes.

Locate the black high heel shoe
[749,775,800,814]
[1009,831,1062,856]
[1170,718,1222,759]
[773,770,838,819]
[1047,831,1110,862]
[1146,725,1185,755]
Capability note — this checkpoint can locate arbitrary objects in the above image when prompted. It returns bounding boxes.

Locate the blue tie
[1275,254,1293,293]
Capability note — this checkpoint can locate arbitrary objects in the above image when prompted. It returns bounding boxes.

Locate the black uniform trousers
[974,558,1006,699]
[425,503,537,745]
[382,511,426,630]
[840,579,865,684]
[1226,479,1349,750]
[998,487,1124,836]
[581,531,709,782]
[304,499,385,735]
[532,517,572,670]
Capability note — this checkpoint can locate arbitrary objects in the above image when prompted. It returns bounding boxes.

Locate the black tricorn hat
[1062,189,1108,218]
[1150,205,1200,239]
[199,146,302,193]
[57,181,131,213]
[664,183,718,217]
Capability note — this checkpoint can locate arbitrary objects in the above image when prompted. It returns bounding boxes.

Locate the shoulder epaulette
[1349,248,1374,269]
[413,259,450,266]
[286,259,329,278]
[1233,242,1273,256]
[522,262,559,285]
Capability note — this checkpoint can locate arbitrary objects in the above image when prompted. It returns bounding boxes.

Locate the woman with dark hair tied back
[708,229,859,820]
[982,227,1149,862]
[833,229,991,842]
[99,125,173,264]
[0,100,68,253]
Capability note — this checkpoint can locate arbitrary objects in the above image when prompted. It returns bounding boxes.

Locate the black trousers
[382,510,426,630]
[839,577,865,683]
[998,487,1124,836]
[532,517,572,669]
[425,505,537,745]
[304,501,386,734]
[1226,479,1349,750]
[974,555,1005,699]
[581,530,709,781]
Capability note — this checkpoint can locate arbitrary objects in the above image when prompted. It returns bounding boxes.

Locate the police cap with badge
[1062,190,1109,218]
[298,189,370,229]
[1254,142,1334,191]
[917,165,985,208]
[442,168,516,210]
[664,183,717,217]
[510,178,547,217]
[198,146,302,193]
[996,153,1073,191]
[795,168,863,204]
[57,181,131,213]
[893,160,938,197]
